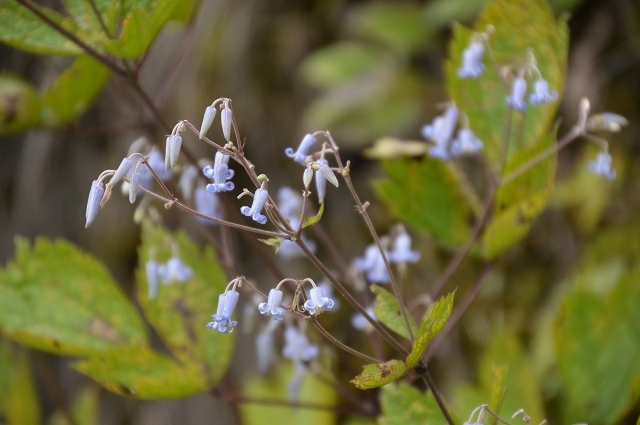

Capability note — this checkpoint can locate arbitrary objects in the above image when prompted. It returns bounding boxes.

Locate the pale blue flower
[389,231,420,264]
[285,134,317,164]
[422,106,459,160]
[240,187,269,225]
[351,307,376,332]
[506,77,528,111]
[588,151,616,180]
[194,187,221,225]
[457,42,485,78]
[204,152,234,193]
[303,286,335,316]
[354,244,390,283]
[258,289,286,321]
[529,78,558,105]
[146,260,159,299]
[450,128,483,156]
[158,257,192,284]
[207,289,240,333]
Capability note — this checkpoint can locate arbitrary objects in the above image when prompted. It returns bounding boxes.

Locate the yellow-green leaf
[0,75,41,135]
[351,359,407,390]
[73,345,208,399]
[405,291,455,369]
[6,351,40,425]
[370,284,417,340]
[0,238,148,356]
[302,201,324,228]
[378,382,453,425]
[41,55,110,126]
[239,362,338,425]
[136,221,234,389]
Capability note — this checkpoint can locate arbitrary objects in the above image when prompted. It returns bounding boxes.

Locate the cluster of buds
[421,104,483,160]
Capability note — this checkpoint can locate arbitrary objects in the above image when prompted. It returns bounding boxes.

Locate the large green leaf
[405,291,455,369]
[105,0,180,58]
[136,220,234,389]
[374,158,480,249]
[351,359,407,390]
[41,55,110,126]
[0,1,82,55]
[378,382,453,425]
[64,0,118,35]
[73,346,208,399]
[240,362,338,425]
[370,284,417,340]
[445,0,568,257]
[0,238,148,356]
[554,262,640,425]
[0,75,41,135]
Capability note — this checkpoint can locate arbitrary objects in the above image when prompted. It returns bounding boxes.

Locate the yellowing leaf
[405,291,455,369]
[351,359,407,390]
[370,285,417,340]
[136,221,234,389]
[6,352,40,425]
[0,238,148,356]
[302,201,324,228]
[73,346,208,399]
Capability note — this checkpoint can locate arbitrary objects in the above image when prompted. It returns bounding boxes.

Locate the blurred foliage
[48,386,100,425]
[0,341,41,425]
[378,382,452,425]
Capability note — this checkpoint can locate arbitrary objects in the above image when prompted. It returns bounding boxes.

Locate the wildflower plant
[0,0,637,424]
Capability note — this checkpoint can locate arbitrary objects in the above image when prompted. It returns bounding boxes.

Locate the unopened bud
[129,172,141,203]
[221,107,233,142]
[165,135,182,170]
[303,167,313,188]
[109,158,133,186]
[200,106,217,139]
[85,180,104,228]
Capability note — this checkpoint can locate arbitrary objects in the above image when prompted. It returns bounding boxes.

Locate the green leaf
[0,238,148,356]
[302,70,424,148]
[6,352,40,425]
[73,346,208,399]
[445,0,568,257]
[136,221,234,389]
[0,75,41,135]
[302,201,324,228]
[487,366,507,425]
[405,291,455,369]
[64,0,118,35]
[370,284,417,340]
[105,0,180,58]
[41,55,110,126]
[0,1,82,55]
[351,359,407,390]
[348,3,431,53]
[378,382,453,425]
[298,42,391,89]
[554,262,640,425]
[49,385,100,425]
[239,362,337,425]
[374,158,480,249]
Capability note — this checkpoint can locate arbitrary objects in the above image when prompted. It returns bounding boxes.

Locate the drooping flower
[207,289,240,333]
[194,186,221,225]
[529,78,558,105]
[422,105,459,160]
[303,286,335,316]
[203,152,234,193]
[457,41,485,78]
[588,151,616,180]
[354,244,391,284]
[158,257,193,284]
[285,134,317,164]
[506,77,528,111]
[351,307,376,332]
[256,319,280,372]
[389,230,420,264]
[240,186,269,225]
[258,288,286,321]
[450,128,483,156]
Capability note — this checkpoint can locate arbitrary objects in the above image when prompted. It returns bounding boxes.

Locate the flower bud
[109,158,133,186]
[199,106,217,139]
[85,180,104,228]
[303,167,313,189]
[165,135,182,171]
[221,107,233,141]
[129,172,141,203]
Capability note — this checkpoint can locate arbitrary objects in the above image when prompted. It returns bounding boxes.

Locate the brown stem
[310,319,382,364]
[423,372,455,425]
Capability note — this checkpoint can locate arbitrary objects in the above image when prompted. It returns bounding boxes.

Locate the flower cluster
[421,104,483,160]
